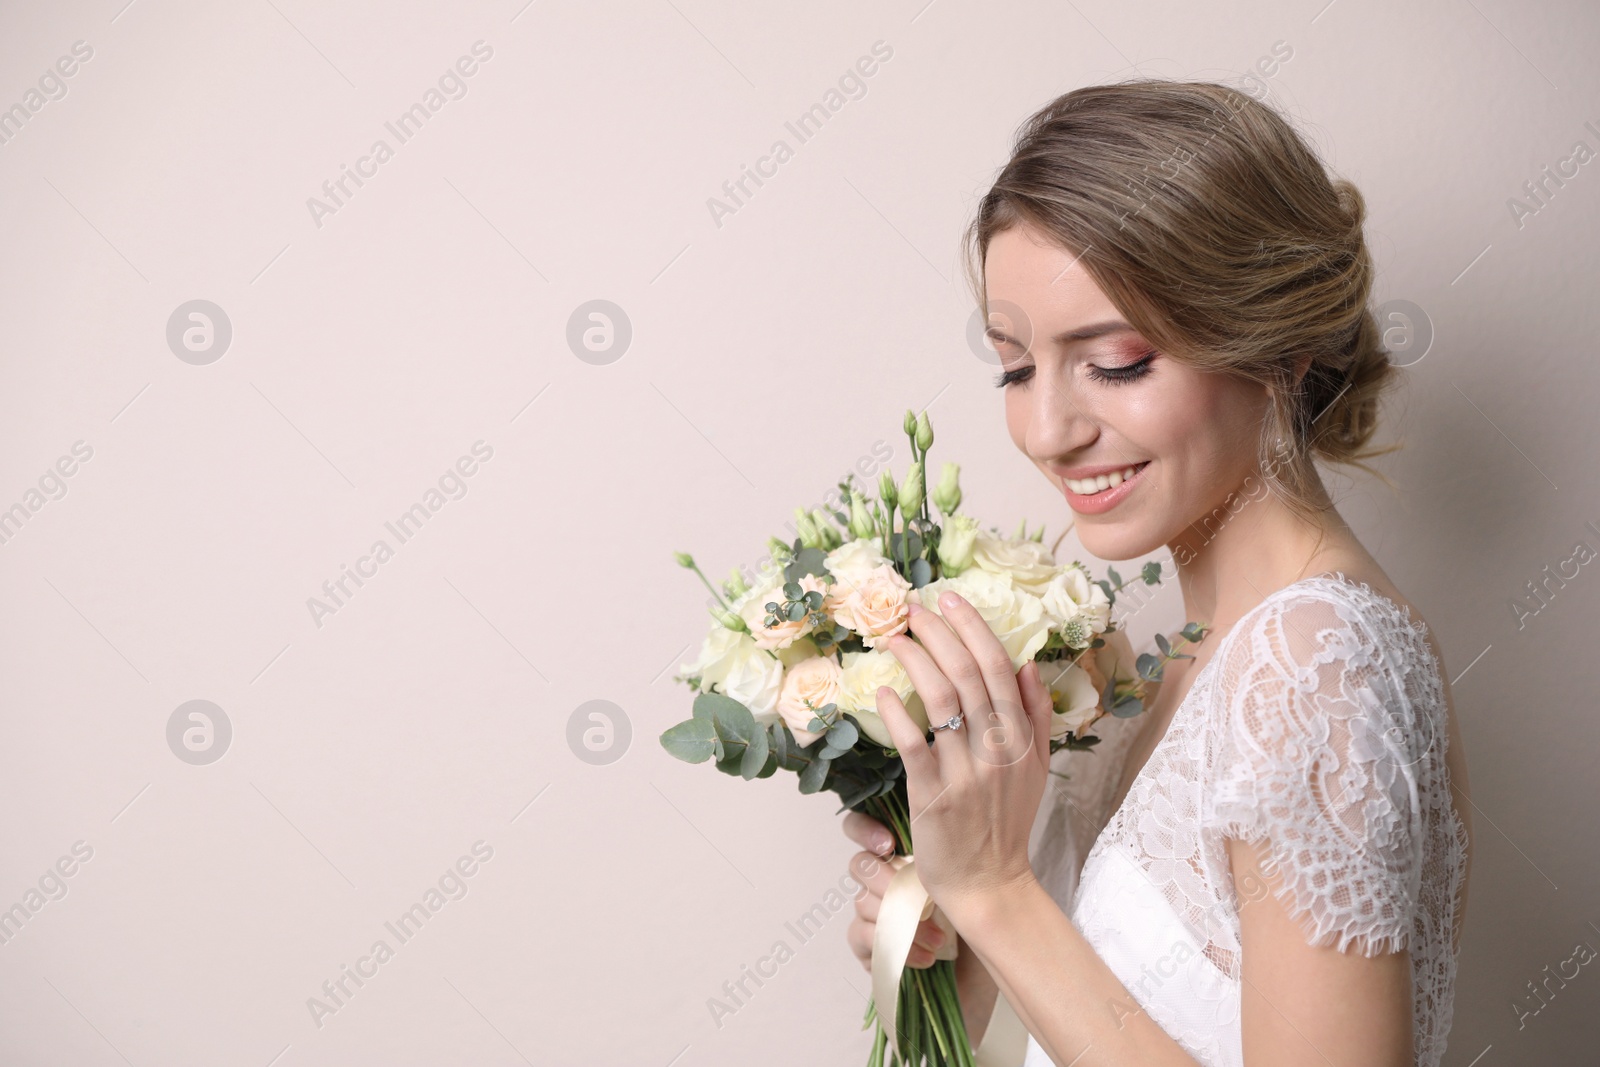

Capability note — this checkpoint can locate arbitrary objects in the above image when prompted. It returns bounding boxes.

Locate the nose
[1024,370,1098,464]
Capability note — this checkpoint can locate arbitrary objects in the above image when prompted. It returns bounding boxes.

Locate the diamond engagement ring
[932,711,965,733]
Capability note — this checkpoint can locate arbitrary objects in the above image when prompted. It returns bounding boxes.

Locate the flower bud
[674,551,695,568]
[811,508,843,550]
[938,514,980,575]
[903,408,917,436]
[767,536,793,561]
[794,507,823,549]
[915,411,933,452]
[849,493,877,539]
[899,461,924,515]
[713,607,749,632]
[878,469,898,508]
[725,567,751,600]
[932,461,962,515]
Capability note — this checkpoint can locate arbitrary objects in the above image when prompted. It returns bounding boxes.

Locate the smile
[1061,461,1150,514]
[1063,461,1149,496]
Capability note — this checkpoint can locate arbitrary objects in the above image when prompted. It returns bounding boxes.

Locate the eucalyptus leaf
[740,725,770,779]
[798,755,831,794]
[909,557,932,588]
[1142,561,1164,585]
[826,719,859,751]
[756,749,779,778]
[1111,695,1144,718]
[1154,632,1171,657]
[659,718,718,763]
[1137,652,1164,682]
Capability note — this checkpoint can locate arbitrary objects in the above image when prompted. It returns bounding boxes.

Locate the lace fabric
[1026,572,1469,1067]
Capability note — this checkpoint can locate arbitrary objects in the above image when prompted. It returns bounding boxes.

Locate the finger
[847,917,874,968]
[924,592,1033,765]
[875,681,940,785]
[843,811,896,857]
[848,850,893,900]
[1018,659,1055,775]
[904,601,998,744]
[883,632,973,777]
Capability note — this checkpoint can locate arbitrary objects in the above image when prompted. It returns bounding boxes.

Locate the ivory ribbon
[870,854,1029,1065]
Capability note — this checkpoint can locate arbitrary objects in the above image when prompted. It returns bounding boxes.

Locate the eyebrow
[987,318,1136,348]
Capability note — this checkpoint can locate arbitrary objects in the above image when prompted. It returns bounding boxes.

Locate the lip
[1060,460,1150,515]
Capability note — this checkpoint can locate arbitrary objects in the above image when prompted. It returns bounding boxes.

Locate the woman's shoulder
[1216,568,1436,683]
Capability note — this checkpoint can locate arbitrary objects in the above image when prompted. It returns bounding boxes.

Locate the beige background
[1,0,1596,1064]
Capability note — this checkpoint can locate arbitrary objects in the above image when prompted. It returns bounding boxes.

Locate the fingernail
[906,602,923,617]
[874,836,894,856]
[939,591,960,609]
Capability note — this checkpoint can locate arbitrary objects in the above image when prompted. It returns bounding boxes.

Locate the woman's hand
[874,593,1055,925]
[842,810,1002,1043]
[842,811,953,971]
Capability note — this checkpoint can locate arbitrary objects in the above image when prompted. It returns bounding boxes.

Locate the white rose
[739,574,830,651]
[837,649,928,748]
[1040,565,1112,644]
[910,568,1054,670]
[829,563,912,648]
[696,630,783,724]
[777,654,843,746]
[971,529,1062,596]
[1037,659,1102,740]
[824,538,894,593]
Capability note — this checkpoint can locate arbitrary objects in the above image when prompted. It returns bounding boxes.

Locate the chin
[1074,520,1168,564]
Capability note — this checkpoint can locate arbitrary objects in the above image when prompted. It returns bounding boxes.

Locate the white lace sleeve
[1204,591,1424,958]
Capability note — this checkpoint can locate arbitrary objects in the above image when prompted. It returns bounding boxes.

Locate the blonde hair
[963,79,1402,523]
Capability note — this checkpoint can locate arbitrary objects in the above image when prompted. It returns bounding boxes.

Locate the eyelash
[992,351,1158,388]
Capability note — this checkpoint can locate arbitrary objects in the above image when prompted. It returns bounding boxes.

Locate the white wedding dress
[1023,571,1470,1067]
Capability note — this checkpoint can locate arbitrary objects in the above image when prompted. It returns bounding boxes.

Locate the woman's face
[984,223,1271,563]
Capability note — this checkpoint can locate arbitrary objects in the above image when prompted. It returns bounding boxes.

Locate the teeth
[1066,463,1145,496]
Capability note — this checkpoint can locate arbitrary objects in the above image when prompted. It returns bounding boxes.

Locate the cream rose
[739,574,830,651]
[830,563,912,648]
[970,529,1062,595]
[777,654,843,745]
[910,568,1054,670]
[837,649,928,748]
[1037,659,1102,740]
[694,629,783,724]
[824,538,893,593]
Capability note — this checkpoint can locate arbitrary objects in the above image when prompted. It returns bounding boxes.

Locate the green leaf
[786,602,806,622]
[807,716,827,733]
[715,752,745,774]
[1154,632,1171,657]
[1142,561,1163,585]
[798,754,832,794]
[826,719,859,751]
[1111,695,1144,718]
[1106,565,1122,588]
[909,557,932,588]
[771,721,789,765]
[756,748,779,778]
[740,724,770,779]
[1137,652,1164,682]
[659,718,718,763]
[783,580,802,599]
[699,692,758,747]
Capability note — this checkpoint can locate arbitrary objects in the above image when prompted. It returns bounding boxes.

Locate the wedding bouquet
[661,409,1208,1066]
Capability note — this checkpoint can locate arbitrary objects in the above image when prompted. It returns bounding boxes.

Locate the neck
[1166,472,1356,636]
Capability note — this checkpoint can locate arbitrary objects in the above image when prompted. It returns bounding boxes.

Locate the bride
[841,80,1474,1067]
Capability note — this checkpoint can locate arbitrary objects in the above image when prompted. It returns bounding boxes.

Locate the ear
[1291,352,1314,389]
